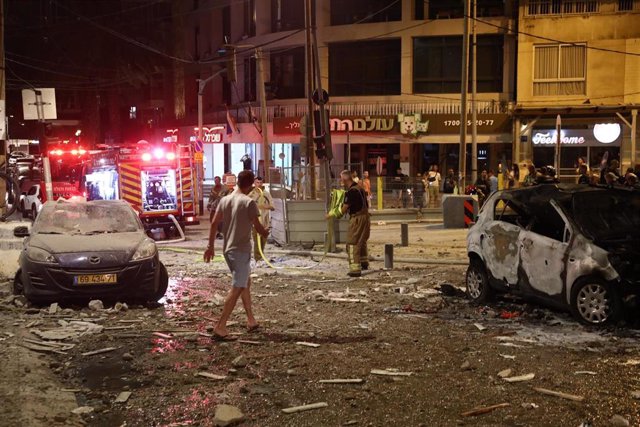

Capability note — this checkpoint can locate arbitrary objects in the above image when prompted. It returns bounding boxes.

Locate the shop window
[533,44,586,96]
[270,47,305,99]
[413,35,503,94]
[428,0,506,18]
[330,0,402,25]
[329,39,401,96]
[272,0,305,32]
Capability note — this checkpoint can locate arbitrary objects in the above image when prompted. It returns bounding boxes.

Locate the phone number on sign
[443,120,495,127]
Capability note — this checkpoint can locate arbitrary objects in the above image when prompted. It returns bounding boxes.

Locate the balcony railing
[618,0,640,10]
[526,0,599,15]
[208,100,510,124]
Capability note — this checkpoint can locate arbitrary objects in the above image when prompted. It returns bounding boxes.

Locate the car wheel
[31,205,37,220]
[466,258,492,304]
[13,271,25,295]
[570,277,621,326]
[150,263,169,302]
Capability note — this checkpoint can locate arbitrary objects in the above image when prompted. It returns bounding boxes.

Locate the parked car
[20,183,44,219]
[14,199,168,303]
[466,184,640,325]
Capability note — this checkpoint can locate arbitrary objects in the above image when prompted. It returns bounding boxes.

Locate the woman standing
[426,165,442,208]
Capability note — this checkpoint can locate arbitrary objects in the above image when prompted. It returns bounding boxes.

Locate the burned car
[14,199,168,303]
[466,184,640,325]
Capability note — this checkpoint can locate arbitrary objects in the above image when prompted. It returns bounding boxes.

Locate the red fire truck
[116,142,199,232]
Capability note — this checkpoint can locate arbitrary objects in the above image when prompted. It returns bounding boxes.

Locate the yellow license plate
[74,274,117,285]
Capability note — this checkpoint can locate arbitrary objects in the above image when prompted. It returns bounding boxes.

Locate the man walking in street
[204,170,269,340]
[249,176,274,261]
[330,170,371,277]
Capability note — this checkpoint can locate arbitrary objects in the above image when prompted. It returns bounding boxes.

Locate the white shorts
[223,251,251,288]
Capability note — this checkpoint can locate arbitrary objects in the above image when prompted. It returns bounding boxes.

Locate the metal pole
[347,130,351,166]
[471,0,478,184]
[555,114,561,178]
[304,0,316,199]
[631,109,638,169]
[256,48,271,184]
[458,0,470,191]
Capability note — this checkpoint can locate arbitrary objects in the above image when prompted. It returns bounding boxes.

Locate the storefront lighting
[166,152,176,161]
[593,123,621,144]
[142,153,152,162]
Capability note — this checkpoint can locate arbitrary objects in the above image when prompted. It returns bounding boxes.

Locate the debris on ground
[502,373,535,383]
[213,404,245,426]
[318,379,364,384]
[281,402,329,414]
[533,387,585,402]
[114,391,132,403]
[71,406,94,415]
[609,415,630,427]
[88,300,104,311]
[461,403,510,417]
[370,369,413,377]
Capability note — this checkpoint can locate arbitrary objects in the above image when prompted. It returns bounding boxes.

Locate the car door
[518,200,571,297]
[481,199,527,286]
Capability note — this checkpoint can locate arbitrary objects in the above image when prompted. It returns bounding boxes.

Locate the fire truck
[116,142,199,232]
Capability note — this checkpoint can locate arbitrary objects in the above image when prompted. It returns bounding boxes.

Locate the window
[428,0,506,18]
[244,0,256,37]
[533,44,586,96]
[617,0,640,10]
[129,106,137,120]
[530,207,566,242]
[413,35,504,94]
[329,39,401,96]
[28,185,38,196]
[270,47,305,99]
[244,57,256,102]
[527,0,599,15]
[272,0,305,32]
[330,0,401,25]
[494,200,529,226]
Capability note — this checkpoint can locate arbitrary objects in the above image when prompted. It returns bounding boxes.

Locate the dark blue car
[14,199,168,303]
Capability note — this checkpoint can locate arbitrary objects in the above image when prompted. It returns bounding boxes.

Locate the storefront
[530,123,622,178]
[273,113,512,177]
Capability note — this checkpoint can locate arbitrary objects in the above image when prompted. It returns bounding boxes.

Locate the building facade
[179,0,517,182]
[515,0,640,179]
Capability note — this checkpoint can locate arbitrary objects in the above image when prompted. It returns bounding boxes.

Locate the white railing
[527,0,599,15]
[215,101,509,123]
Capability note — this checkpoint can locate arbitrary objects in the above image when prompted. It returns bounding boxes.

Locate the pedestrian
[605,171,618,188]
[578,164,590,184]
[362,170,372,208]
[442,169,456,194]
[426,165,442,208]
[393,168,408,208]
[475,170,490,207]
[249,176,274,261]
[328,170,371,277]
[352,170,360,185]
[488,170,498,194]
[576,157,589,175]
[625,172,638,188]
[204,170,269,340]
[413,173,425,209]
[207,176,224,222]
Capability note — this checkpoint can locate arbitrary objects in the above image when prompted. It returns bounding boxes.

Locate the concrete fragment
[71,406,94,415]
[48,303,59,314]
[318,379,363,384]
[231,356,248,368]
[114,391,132,403]
[370,369,412,377]
[609,415,630,427]
[460,361,472,371]
[114,302,128,312]
[122,353,134,361]
[81,347,116,357]
[473,323,487,331]
[533,387,584,402]
[631,390,640,399]
[521,402,539,410]
[296,341,320,348]
[88,300,103,311]
[197,372,227,380]
[213,404,244,426]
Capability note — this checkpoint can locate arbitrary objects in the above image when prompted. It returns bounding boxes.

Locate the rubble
[48,303,60,314]
[318,379,363,384]
[281,402,329,414]
[231,356,248,368]
[71,406,94,415]
[502,373,535,383]
[497,369,512,378]
[81,347,116,357]
[370,369,413,377]
[213,404,245,426]
[31,320,103,341]
[533,387,585,402]
[88,300,104,311]
[197,372,227,381]
[296,341,320,348]
[114,391,132,403]
[609,415,630,427]
[461,403,510,417]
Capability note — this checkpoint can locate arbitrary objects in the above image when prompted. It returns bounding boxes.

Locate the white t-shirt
[218,190,260,254]
[427,171,441,188]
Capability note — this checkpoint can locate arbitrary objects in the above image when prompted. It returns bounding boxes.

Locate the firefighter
[329,170,371,277]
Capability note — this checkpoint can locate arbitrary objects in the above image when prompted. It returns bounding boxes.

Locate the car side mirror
[14,226,30,238]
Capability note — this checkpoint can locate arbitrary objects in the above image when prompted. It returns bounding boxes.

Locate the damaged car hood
[28,232,146,255]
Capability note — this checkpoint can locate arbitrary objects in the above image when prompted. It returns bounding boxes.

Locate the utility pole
[555,114,561,178]
[256,48,271,184]
[304,0,316,199]
[0,0,5,215]
[470,0,478,184]
[458,0,471,191]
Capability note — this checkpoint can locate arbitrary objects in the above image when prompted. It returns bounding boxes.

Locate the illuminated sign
[593,123,621,144]
[532,131,585,145]
[532,127,621,147]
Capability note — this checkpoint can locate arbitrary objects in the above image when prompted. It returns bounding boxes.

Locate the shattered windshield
[572,191,640,241]
[33,202,141,235]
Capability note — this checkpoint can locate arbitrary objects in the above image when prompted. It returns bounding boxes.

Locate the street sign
[194,152,204,161]
[22,88,57,120]
[194,139,204,153]
[312,89,329,105]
